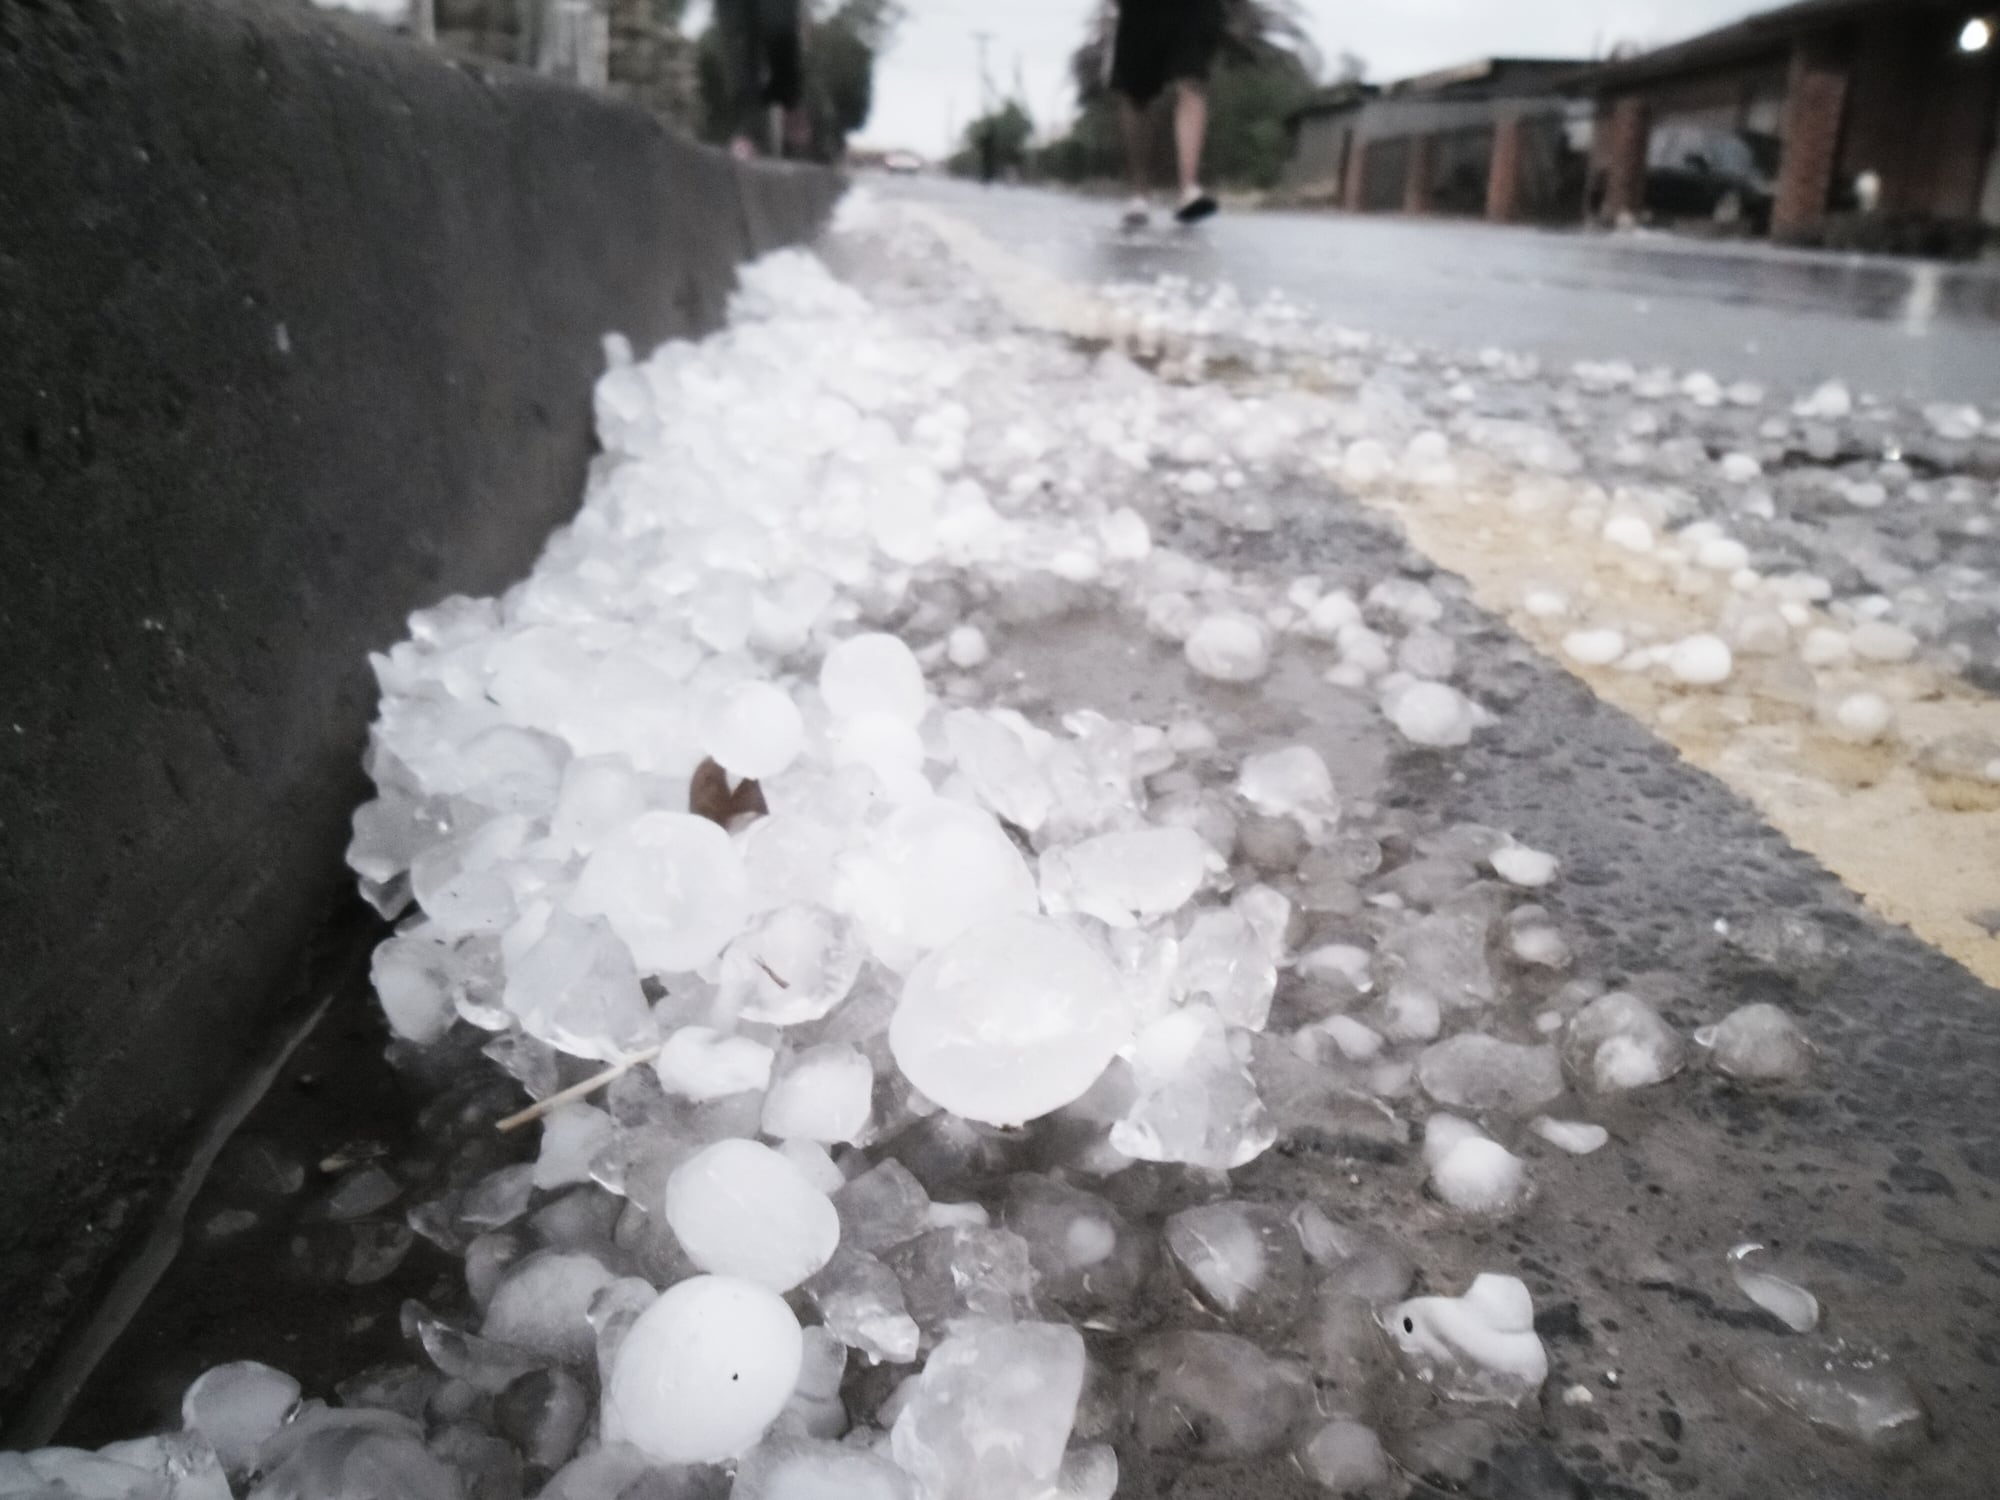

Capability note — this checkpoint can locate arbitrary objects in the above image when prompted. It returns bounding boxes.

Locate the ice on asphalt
[28,189,1974,1497]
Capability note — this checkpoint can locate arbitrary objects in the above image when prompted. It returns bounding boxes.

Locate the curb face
[0,0,840,1415]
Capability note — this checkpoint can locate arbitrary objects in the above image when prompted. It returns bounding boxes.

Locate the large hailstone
[820,633,929,725]
[603,1276,803,1464]
[708,681,805,780]
[890,914,1133,1127]
[665,1139,840,1291]
[570,812,750,973]
[839,798,1039,966]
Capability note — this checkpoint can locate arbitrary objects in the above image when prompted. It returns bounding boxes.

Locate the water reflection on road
[876,176,2000,404]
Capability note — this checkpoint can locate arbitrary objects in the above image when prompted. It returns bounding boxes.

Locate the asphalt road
[875,176,2000,407]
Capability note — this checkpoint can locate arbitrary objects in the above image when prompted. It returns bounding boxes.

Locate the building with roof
[1282,59,1589,223]
[1583,0,2000,246]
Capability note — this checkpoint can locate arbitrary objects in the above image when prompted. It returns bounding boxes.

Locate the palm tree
[1070,0,1321,104]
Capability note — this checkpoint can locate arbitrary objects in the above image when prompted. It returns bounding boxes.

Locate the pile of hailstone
[8,205,1841,1500]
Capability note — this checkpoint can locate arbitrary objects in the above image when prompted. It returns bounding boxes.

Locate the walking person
[716,0,811,160]
[1108,0,1223,227]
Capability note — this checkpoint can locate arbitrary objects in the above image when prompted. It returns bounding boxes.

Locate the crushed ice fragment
[889,1322,1084,1500]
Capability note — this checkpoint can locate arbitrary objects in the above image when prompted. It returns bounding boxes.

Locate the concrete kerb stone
[0,0,840,1415]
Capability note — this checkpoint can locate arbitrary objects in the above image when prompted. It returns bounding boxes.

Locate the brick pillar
[1405,134,1436,215]
[1487,115,1526,222]
[1600,96,1649,221]
[1343,136,1369,211]
[1772,39,1852,241]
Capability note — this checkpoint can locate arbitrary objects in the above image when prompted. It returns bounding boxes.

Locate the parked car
[1644,123,1778,230]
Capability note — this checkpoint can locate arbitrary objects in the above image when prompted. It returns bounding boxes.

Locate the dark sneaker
[1174,193,1219,225]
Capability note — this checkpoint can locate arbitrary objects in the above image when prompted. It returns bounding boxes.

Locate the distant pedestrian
[717,0,810,160]
[1109,0,1222,226]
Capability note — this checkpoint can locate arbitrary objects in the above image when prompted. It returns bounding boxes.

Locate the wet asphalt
[874,176,2000,407]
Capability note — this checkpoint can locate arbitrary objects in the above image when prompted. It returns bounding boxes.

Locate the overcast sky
[851,0,1774,156]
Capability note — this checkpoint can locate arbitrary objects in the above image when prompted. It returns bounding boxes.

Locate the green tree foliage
[948,100,1036,180]
[1046,0,1320,190]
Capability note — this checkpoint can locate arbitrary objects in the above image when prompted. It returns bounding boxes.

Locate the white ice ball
[1562,629,1625,667]
[1490,845,1559,888]
[821,633,929,725]
[665,1139,839,1291]
[1831,692,1894,744]
[1185,613,1271,683]
[571,812,750,974]
[603,1276,803,1464]
[890,914,1133,1126]
[1387,681,1476,748]
[946,626,990,669]
[708,682,804,781]
[1667,635,1733,686]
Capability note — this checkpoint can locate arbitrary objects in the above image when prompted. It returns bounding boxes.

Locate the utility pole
[973,30,994,116]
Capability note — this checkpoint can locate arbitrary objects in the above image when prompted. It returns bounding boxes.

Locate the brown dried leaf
[689,757,769,830]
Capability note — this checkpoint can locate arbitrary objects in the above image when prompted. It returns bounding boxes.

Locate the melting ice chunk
[1732,1341,1926,1452]
[1697,1003,1812,1083]
[1565,992,1685,1092]
[1164,1201,1307,1335]
[182,1361,300,1477]
[1729,1244,1820,1332]
[1236,746,1336,826]
[1388,1274,1548,1405]
[1384,681,1478,748]
[1417,1036,1565,1115]
[1129,1332,1310,1459]
[1110,1004,1275,1170]
[890,914,1133,1127]
[889,1322,1085,1500]
[603,1276,803,1464]
[1039,827,1212,927]
[733,1436,917,1499]
[1424,1116,1531,1216]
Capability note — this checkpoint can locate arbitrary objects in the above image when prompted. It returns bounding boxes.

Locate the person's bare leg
[1172,81,1218,222]
[1120,98,1151,198]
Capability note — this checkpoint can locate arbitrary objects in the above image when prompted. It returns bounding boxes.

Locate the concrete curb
[0,0,841,1410]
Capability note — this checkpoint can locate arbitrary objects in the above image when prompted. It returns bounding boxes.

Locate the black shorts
[1111,0,1225,107]
[720,0,803,113]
